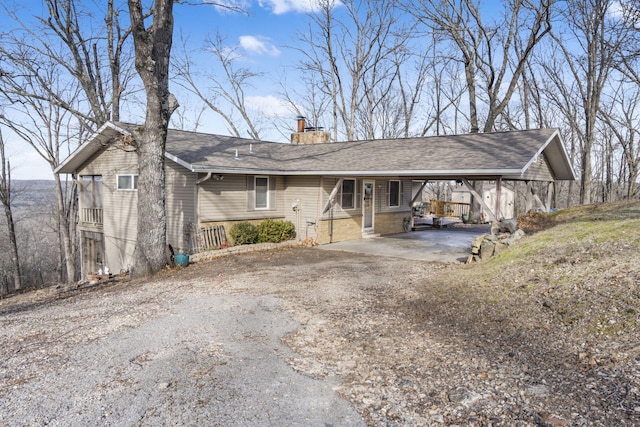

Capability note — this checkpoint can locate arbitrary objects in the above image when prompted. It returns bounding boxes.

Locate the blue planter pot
[174,253,190,267]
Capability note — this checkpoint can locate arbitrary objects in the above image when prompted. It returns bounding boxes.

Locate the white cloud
[246,95,292,117]
[258,0,325,15]
[238,35,281,56]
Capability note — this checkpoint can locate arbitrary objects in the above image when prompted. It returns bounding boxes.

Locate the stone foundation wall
[315,217,362,245]
[373,212,408,235]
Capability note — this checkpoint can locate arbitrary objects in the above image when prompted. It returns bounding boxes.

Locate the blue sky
[172,1,314,124]
[3,0,621,180]
[1,0,320,179]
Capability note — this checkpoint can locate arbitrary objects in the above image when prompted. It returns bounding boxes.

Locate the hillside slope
[409,200,640,423]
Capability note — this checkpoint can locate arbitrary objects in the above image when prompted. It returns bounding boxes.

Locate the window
[117,174,138,190]
[389,180,400,207]
[255,176,269,209]
[80,175,103,207]
[341,179,355,210]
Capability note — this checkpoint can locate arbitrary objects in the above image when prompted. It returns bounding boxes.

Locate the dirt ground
[1,247,638,426]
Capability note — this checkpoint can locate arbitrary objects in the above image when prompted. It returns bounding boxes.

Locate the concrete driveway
[316,226,489,263]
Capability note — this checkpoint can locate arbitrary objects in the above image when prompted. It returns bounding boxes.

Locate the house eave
[55,122,131,174]
[520,129,577,181]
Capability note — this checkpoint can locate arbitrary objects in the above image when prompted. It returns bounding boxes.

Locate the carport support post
[526,181,534,212]
[461,178,497,222]
[533,189,548,212]
[322,178,344,214]
[547,181,555,210]
[495,177,502,220]
[322,178,344,243]
[409,180,428,206]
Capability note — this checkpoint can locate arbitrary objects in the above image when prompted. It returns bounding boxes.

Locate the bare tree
[0,0,138,283]
[547,0,629,204]
[407,0,552,134]
[0,128,21,291]
[600,84,640,200]
[276,74,331,139]
[406,0,552,221]
[173,32,264,139]
[0,0,136,128]
[0,51,82,282]
[297,0,408,141]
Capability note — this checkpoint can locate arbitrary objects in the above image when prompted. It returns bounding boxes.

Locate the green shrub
[258,219,296,243]
[229,221,259,245]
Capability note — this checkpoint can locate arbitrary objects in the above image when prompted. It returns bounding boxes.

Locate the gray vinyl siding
[78,145,139,274]
[321,177,362,219]
[198,175,285,222]
[522,156,554,181]
[77,147,199,272]
[166,160,196,253]
[376,179,412,214]
[282,176,324,241]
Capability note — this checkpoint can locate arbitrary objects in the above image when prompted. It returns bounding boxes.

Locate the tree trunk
[132,127,168,278]
[128,0,177,278]
[54,175,76,282]
[0,132,21,291]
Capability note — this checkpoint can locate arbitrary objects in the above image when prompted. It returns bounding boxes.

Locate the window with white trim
[341,179,356,210]
[117,174,138,190]
[389,180,400,207]
[255,176,269,209]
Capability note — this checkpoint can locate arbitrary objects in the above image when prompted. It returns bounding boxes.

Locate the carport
[317,128,577,224]
[315,128,576,259]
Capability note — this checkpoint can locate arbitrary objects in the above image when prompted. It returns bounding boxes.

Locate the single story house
[55,121,576,277]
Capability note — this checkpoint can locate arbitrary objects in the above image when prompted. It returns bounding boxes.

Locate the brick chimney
[291,116,331,145]
[297,116,306,133]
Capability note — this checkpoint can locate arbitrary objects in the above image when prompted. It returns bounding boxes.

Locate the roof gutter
[186,167,523,177]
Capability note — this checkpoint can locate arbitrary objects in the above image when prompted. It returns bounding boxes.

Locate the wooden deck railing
[81,208,103,225]
[429,200,471,218]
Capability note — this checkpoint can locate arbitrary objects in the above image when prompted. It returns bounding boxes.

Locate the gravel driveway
[1,250,368,426]
[1,247,636,426]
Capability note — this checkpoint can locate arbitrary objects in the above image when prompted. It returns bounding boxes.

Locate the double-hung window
[117,174,138,190]
[389,180,400,208]
[341,179,356,210]
[255,176,269,209]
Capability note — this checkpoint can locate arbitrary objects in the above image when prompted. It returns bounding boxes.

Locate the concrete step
[362,231,380,239]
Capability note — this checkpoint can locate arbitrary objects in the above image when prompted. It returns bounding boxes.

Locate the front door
[362,180,374,232]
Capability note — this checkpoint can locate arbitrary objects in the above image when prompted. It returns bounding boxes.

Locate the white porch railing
[81,208,103,225]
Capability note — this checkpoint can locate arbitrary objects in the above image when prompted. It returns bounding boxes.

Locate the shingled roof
[55,121,576,181]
